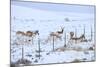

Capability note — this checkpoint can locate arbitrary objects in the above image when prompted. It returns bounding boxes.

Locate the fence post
[91,25,93,41]
[22,45,24,61]
[75,28,77,44]
[84,25,85,37]
[32,37,34,45]
[83,25,86,41]
[38,37,41,59]
[53,36,55,51]
[64,32,67,47]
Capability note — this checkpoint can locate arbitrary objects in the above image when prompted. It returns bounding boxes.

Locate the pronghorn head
[61,26,64,33]
[35,30,39,35]
[57,26,64,34]
[70,32,74,39]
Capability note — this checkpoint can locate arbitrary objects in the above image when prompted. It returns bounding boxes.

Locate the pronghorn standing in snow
[45,27,64,44]
[25,30,39,45]
[16,31,26,45]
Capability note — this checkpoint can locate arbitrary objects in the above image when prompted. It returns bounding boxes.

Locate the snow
[11,1,95,65]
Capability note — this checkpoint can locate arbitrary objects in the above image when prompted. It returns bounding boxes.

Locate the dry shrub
[89,47,94,50]
[15,59,31,64]
[72,47,83,51]
[71,59,81,63]
[55,47,67,52]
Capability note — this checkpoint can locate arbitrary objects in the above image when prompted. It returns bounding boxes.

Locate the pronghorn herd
[15,26,90,45]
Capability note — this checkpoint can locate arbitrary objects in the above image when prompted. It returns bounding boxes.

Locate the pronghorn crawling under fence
[45,27,64,44]
[15,30,39,45]
[69,32,87,44]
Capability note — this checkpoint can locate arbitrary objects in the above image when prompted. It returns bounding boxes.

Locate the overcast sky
[11,0,95,14]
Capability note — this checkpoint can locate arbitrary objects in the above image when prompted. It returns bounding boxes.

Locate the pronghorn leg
[45,36,51,44]
[75,39,77,44]
[59,36,62,41]
[32,37,34,45]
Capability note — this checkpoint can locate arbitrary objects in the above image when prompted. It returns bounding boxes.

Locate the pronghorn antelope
[25,30,39,45]
[26,30,39,37]
[45,27,64,43]
[70,32,85,43]
[16,31,26,45]
[15,30,39,45]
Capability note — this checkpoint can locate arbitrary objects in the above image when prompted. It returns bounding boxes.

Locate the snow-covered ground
[11,1,95,65]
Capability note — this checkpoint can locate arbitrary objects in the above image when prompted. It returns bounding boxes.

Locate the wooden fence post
[53,36,55,51]
[84,25,85,37]
[38,37,41,59]
[22,45,24,61]
[83,25,86,41]
[32,37,34,45]
[64,32,67,47]
[75,28,77,44]
[91,25,93,41]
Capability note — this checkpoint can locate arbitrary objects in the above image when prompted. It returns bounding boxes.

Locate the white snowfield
[11,1,95,65]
